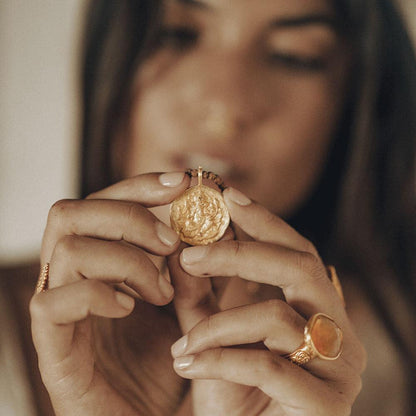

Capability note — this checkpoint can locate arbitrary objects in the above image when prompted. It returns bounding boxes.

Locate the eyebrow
[271,14,339,32]
[176,0,210,10]
[173,2,340,33]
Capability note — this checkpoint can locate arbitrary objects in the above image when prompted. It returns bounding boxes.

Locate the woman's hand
[169,187,366,415]
[30,172,190,416]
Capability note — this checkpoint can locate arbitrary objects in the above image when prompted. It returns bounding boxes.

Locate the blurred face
[125,0,351,218]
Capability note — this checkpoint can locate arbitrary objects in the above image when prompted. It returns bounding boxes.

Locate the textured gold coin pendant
[170,167,230,245]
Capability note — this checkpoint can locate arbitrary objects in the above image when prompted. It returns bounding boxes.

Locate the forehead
[170,0,334,15]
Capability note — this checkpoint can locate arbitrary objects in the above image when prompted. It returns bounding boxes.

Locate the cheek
[247,78,345,215]
[124,84,181,175]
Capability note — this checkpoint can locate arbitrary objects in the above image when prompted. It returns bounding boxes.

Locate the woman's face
[125,0,351,218]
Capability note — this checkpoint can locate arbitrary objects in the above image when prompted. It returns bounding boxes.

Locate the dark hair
[81,0,162,195]
[80,0,416,411]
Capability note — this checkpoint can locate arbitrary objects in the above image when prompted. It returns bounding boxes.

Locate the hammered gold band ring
[284,313,343,366]
[35,263,50,294]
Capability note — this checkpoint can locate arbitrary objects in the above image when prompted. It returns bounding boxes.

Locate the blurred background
[0,0,84,266]
[0,0,415,267]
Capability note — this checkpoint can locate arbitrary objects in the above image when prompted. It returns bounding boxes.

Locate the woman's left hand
[169,187,366,416]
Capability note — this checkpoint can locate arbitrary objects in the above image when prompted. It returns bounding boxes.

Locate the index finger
[223,187,319,257]
[40,172,190,263]
[87,171,190,205]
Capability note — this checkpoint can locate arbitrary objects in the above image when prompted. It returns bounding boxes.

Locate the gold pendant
[170,167,230,246]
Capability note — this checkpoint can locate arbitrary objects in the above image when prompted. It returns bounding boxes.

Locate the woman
[30,0,416,415]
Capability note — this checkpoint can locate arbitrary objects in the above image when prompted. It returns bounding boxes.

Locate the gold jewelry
[35,263,50,294]
[284,313,343,366]
[170,167,230,246]
[327,265,346,307]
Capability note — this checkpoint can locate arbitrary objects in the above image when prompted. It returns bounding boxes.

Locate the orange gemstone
[310,315,342,358]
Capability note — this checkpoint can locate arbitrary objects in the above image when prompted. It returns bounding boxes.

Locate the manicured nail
[181,246,208,264]
[156,222,179,246]
[115,291,135,310]
[174,355,194,370]
[171,335,188,357]
[158,274,174,299]
[224,187,251,206]
[159,172,185,187]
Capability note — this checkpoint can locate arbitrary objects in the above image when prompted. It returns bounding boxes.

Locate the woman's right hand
[30,172,190,416]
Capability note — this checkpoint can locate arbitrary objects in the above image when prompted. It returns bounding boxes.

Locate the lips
[172,152,249,185]
[185,153,233,177]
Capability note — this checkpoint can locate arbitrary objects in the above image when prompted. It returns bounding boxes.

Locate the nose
[182,51,267,141]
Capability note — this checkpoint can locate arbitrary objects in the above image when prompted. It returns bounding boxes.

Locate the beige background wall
[0,1,415,266]
[0,1,84,265]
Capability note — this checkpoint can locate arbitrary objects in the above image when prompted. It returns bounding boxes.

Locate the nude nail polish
[171,335,188,357]
[156,222,179,246]
[181,246,208,264]
[224,187,251,206]
[159,172,185,187]
[174,355,194,370]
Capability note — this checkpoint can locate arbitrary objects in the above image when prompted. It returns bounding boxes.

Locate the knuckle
[123,249,158,286]
[80,279,105,304]
[344,334,367,374]
[124,202,144,225]
[84,279,104,294]
[128,250,152,274]
[29,294,48,320]
[48,199,75,223]
[351,374,363,399]
[251,353,280,392]
[53,235,80,258]
[204,314,221,341]
[262,209,279,228]
[265,299,291,322]
[223,240,244,258]
[353,339,368,374]
[260,352,281,375]
[294,250,325,282]
[216,348,228,368]
[121,203,149,239]
[302,239,319,257]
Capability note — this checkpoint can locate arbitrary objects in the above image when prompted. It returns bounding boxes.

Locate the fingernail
[174,355,194,370]
[156,222,179,246]
[159,172,185,187]
[158,274,174,299]
[182,246,208,265]
[171,335,188,357]
[115,291,135,310]
[224,187,251,206]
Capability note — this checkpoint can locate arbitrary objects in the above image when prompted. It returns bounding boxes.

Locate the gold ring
[284,313,343,366]
[35,263,50,294]
[327,265,346,307]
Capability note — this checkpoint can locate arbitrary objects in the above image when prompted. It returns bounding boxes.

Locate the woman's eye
[268,52,327,72]
[156,27,199,51]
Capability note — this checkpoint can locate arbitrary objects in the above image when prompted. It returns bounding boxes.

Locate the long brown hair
[80,0,416,412]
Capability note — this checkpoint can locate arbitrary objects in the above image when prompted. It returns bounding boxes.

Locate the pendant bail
[198,166,203,186]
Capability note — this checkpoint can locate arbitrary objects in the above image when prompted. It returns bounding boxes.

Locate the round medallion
[170,168,230,246]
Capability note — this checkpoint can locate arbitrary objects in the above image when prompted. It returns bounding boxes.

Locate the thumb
[168,226,235,333]
[168,243,219,333]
